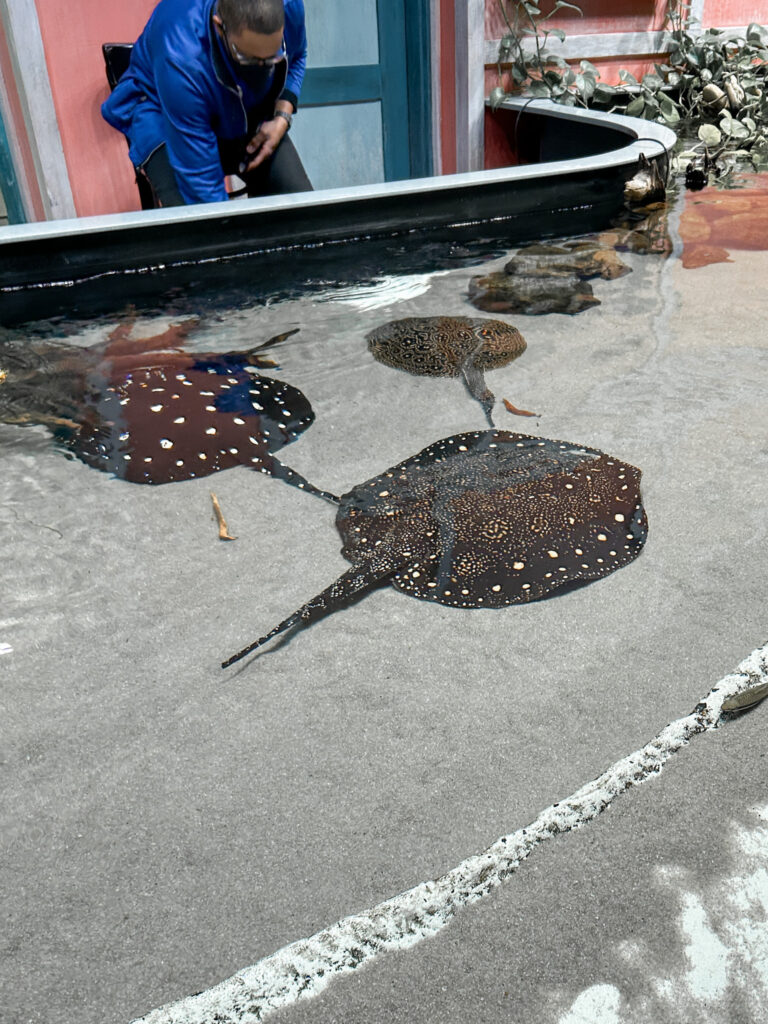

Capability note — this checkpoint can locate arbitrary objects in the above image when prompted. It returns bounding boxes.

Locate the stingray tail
[262,455,340,505]
[222,556,397,668]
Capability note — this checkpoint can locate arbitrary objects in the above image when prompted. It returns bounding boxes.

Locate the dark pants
[137,133,313,208]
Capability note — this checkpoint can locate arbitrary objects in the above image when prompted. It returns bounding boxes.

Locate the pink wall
[701,1,768,22]
[33,0,156,217]
[486,0,669,39]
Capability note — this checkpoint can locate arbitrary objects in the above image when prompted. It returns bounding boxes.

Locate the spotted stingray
[0,321,337,503]
[366,316,527,425]
[224,430,647,666]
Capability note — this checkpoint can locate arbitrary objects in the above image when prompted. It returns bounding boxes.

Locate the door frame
[300,0,434,181]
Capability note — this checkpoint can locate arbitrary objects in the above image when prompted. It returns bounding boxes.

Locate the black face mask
[234,61,275,95]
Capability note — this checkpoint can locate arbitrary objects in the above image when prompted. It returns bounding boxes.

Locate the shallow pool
[2,176,768,1024]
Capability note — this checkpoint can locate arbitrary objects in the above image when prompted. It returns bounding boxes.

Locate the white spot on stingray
[513,561,525,570]
[173,417,185,425]
[150,404,163,413]
[159,439,173,450]
[206,427,217,435]
[199,453,207,461]
[233,418,245,425]
[119,432,129,441]
[615,513,625,522]
[175,460,184,467]
[205,406,216,413]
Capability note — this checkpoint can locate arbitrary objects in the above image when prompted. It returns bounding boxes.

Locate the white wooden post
[0,0,76,220]
[454,0,485,173]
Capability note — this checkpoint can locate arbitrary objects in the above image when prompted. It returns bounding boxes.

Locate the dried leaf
[721,682,768,713]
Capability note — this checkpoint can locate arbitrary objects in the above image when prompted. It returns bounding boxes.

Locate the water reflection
[0,318,337,502]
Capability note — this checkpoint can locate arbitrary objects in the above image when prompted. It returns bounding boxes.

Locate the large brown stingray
[366,316,526,425]
[223,429,647,666]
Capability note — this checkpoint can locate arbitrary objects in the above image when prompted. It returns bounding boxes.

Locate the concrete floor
[2,188,768,1024]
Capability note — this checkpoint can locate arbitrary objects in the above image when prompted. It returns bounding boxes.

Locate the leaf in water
[721,682,768,713]
[698,123,722,145]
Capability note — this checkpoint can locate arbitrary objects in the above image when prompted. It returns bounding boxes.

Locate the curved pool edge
[0,101,677,324]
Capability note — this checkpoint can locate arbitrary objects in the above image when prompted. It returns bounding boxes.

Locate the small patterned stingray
[366,316,526,425]
[224,430,647,666]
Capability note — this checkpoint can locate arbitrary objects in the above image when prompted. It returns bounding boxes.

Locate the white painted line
[131,642,768,1024]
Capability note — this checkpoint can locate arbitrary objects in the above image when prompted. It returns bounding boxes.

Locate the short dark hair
[217,0,285,34]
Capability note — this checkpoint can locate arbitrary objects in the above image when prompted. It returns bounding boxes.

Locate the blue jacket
[102,0,307,204]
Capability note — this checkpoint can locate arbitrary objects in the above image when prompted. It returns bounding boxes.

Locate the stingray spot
[545,572,553,578]
[144,457,152,463]
[461,589,470,595]
[597,558,604,564]
[150,405,163,413]
[522,583,531,589]
[176,460,184,467]
[615,513,625,522]
[548,550,558,558]
[428,582,437,588]
[444,590,452,596]
[229,448,238,455]
[120,398,130,406]
[565,483,574,489]
[513,561,525,570]
[575,548,584,555]
[175,374,186,381]
[492,584,501,592]
[123,454,131,461]
[200,391,214,397]
[151,387,165,393]
[458,445,468,451]
[199,453,207,461]
[597,533,607,541]
[159,439,173,449]
[119,431,129,441]
[379,490,390,497]
[610,550,617,556]
[206,405,216,413]
[233,418,246,425]
[206,427,217,435]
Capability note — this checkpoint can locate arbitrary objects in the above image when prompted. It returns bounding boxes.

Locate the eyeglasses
[219,20,286,67]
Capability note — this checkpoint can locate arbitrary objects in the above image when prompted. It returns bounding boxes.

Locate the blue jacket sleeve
[154,57,230,205]
[281,0,307,110]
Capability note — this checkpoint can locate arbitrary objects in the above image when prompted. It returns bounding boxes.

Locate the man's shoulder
[283,0,306,29]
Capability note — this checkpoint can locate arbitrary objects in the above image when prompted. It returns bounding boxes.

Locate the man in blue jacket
[102,0,311,206]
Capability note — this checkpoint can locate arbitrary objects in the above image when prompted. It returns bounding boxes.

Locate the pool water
[2,175,768,1024]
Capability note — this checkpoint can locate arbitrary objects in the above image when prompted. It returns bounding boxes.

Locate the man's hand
[240,116,289,174]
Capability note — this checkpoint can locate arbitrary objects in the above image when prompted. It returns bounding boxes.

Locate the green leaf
[642,73,664,91]
[667,71,681,87]
[528,80,551,97]
[619,70,639,86]
[698,123,722,145]
[547,28,566,43]
[593,84,618,102]
[659,96,680,123]
[523,3,542,16]
[747,22,768,43]
[580,59,598,75]
[552,1,583,13]
[489,86,507,111]
[575,73,596,98]
[625,96,645,116]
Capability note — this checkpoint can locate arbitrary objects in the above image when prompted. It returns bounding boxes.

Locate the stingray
[223,429,647,667]
[0,320,338,503]
[366,316,527,425]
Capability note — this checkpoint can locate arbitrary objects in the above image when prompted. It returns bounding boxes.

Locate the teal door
[291,0,432,190]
